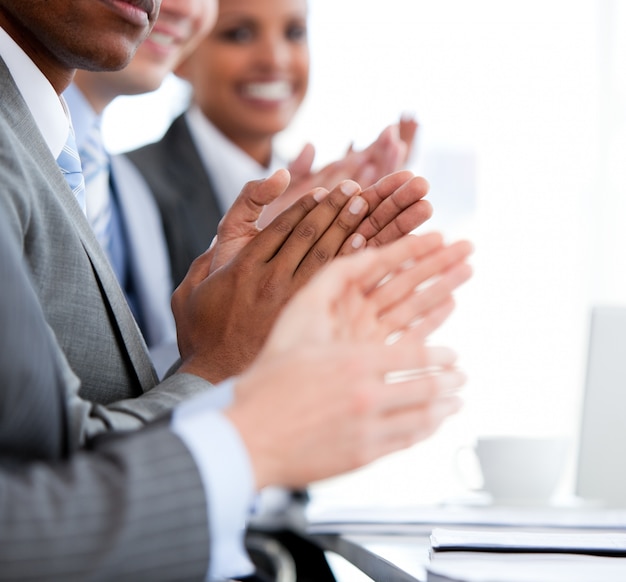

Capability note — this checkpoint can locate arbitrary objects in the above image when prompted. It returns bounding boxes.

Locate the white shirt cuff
[171,379,256,580]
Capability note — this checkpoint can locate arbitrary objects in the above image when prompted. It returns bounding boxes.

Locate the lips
[101,0,157,27]
[122,0,157,18]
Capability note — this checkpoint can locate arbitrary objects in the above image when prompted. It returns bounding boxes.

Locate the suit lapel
[1,60,158,393]
[51,156,159,394]
[165,115,224,224]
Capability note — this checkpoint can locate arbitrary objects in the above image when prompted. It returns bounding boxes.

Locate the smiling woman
[124,0,314,287]
[176,0,309,167]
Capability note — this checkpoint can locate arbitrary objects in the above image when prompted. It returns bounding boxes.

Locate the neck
[231,135,274,168]
[72,71,118,114]
[0,13,75,94]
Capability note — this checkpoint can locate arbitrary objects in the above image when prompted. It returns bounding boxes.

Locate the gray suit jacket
[0,60,210,437]
[127,114,223,288]
[0,206,210,580]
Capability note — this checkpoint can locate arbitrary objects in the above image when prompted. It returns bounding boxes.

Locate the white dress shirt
[0,28,69,160]
[185,103,285,212]
[0,26,255,581]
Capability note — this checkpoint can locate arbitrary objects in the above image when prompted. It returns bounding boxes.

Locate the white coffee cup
[456,436,570,505]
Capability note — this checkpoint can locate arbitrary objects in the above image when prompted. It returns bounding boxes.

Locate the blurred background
[103,0,626,514]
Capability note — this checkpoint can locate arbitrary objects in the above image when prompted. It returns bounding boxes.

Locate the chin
[120,68,167,95]
[72,40,140,72]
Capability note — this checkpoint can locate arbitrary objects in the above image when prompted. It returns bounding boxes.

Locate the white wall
[103,0,625,508]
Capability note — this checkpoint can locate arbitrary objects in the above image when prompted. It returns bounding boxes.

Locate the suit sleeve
[0,210,210,581]
[0,425,211,581]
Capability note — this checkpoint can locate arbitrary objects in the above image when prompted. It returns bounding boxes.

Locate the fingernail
[437,370,467,394]
[359,165,377,187]
[351,234,365,249]
[313,188,329,202]
[340,181,360,196]
[348,196,366,214]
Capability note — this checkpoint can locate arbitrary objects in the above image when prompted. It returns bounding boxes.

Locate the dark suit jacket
[128,114,223,287]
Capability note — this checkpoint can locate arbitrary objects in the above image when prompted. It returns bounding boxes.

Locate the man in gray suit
[0,0,473,578]
[63,0,216,376]
[0,209,212,580]
[0,205,471,581]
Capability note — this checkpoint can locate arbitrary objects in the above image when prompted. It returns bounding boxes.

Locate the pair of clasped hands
[172,120,474,490]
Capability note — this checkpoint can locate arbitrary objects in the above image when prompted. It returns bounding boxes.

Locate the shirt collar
[63,83,100,150]
[0,26,70,159]
[184,103,284,212]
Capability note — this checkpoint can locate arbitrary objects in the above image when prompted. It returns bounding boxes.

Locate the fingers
[347,344,465,465]
[218,169,291,239]
[383,372,465,417]
[262,153,370,229]
[358,338,456,383]
[370,238,474,316]
[384,344,459,378]
[355,173,431,245]
[346,233,448,294]
[381,261,473,337]
[270,181,371,281]
[359,170,419,214]
[371,395,463,460]
[238,188,323,263]
[392,297,456,343]
[399,113,419,160]
[287,143,315,179]
[178,245,216,287]
[304,233,446,310]
[315,153,369,190]
[209,170,294,271]
[365,199,432,248]
[371,125,406,178]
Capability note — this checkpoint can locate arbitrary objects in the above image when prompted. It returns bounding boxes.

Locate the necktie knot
[56,128,86,213]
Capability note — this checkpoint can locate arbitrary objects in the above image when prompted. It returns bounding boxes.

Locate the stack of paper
[427,528,626,582]
[306,504,626,535]
[430,528,626,555]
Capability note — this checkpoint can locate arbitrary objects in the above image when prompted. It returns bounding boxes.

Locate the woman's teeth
[243,81,292,101]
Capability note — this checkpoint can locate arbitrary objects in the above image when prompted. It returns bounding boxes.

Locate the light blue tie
[56,128,86,213]
[81,119,113,253]
[78,119,127,285]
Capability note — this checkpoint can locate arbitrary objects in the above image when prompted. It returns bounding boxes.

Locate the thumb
[210,169,292,270]
[221,168,292,236]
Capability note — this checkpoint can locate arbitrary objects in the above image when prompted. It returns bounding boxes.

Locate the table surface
[308,527,626,582]
[294,502,626,580]
[310,531,432,581]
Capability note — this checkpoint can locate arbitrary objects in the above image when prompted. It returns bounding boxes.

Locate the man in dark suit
[0,0,472,578]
